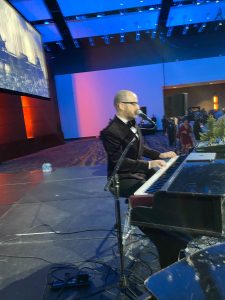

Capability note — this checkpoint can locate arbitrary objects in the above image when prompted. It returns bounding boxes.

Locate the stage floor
[0,163,159,300]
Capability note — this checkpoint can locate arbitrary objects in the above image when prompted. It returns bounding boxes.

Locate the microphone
[136,109,156,126]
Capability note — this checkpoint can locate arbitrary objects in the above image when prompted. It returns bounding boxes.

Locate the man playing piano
[100,89,176,197]
[100,90,189,269]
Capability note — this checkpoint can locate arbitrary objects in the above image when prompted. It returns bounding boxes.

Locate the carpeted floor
[0,132,174,174]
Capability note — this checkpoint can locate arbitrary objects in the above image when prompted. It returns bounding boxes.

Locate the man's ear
[118,102,125,112]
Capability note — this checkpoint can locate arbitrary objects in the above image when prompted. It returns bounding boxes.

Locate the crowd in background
[161,107,225,154]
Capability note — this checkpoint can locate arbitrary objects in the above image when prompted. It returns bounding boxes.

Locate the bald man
[100,90,176,197]
[100,90,191,269]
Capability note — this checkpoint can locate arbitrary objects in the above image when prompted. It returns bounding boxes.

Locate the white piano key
[134,156,179,196]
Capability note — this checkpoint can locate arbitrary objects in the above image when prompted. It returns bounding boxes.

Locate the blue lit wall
[55,56,225,139]
[55,74,80,139]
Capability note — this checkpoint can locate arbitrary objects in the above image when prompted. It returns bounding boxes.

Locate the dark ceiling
[8,0,225,54]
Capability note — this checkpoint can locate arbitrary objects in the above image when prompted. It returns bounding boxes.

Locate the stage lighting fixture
[104,35,110,45]
[151,30,156,39]
[166,27,174,37]
[75,15,86,20]
[89,37,95,46]
[120,33,125,43]
[136,31,141,41]
[159,31,165,41]
[96,13,105,18]
[73,39,80,48]
[182,25,189,35]
[214,21,223,31]
[198,23,206,32]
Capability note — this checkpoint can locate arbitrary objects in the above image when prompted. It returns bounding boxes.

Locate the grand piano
[130,152,225,238]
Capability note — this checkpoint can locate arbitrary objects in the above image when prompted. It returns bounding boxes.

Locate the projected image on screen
[0,0,49,98]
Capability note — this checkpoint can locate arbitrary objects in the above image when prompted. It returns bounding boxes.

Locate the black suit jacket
[100,116,160,181]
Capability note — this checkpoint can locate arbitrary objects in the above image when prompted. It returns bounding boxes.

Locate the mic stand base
[104,137,139,299]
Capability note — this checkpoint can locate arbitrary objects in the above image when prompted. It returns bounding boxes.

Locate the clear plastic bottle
[42,163,52,173]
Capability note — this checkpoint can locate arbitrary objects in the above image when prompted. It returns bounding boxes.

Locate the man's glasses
[121,102,138,106]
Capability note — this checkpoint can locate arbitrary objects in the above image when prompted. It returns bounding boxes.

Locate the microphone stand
[104,136,136,298]
[142,118,156,130]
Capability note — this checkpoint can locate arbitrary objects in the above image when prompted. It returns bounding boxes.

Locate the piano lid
[163,158,225,195]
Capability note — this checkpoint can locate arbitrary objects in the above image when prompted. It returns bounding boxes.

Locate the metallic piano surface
[130,153,225,236]
[145,242,225,300]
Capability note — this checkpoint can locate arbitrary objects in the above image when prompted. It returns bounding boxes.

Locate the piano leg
[140,227,192,269]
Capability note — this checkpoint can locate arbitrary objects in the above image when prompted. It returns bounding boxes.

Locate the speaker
[164,93,188,117]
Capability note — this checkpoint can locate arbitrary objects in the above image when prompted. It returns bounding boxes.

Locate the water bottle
[42,163,52,173]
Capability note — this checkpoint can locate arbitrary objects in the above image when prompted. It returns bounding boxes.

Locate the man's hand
[149,160,167,169]
[159,151,177,159]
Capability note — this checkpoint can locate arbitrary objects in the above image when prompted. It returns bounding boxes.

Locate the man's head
[114,90,140,120]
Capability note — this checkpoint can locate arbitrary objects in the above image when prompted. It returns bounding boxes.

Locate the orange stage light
[21,96,34,138]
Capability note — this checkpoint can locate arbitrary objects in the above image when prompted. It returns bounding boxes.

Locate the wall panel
[0,92,63,161]
[0,93,26,144]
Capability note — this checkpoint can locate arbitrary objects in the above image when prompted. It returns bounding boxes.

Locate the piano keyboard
[134,155,185,195]
[131,153,225,238]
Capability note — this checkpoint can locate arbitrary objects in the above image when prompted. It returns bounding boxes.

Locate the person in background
[161,115,167,135]
[193,119,203,142]
[214,109,223,120]
[179,118,194,154]
[218,108,225,120]
[200,108,208,124]
[175,117,182,154]
[166,118,177,147]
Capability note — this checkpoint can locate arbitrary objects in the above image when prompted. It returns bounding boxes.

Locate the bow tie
[127,119,136,128]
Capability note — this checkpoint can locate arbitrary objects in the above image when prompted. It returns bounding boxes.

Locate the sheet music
[185,152,216,162]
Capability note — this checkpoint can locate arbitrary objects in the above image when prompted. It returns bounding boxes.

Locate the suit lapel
[114,116,142,155]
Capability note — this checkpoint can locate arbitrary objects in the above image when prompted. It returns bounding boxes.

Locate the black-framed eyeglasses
[121,102,139,105]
